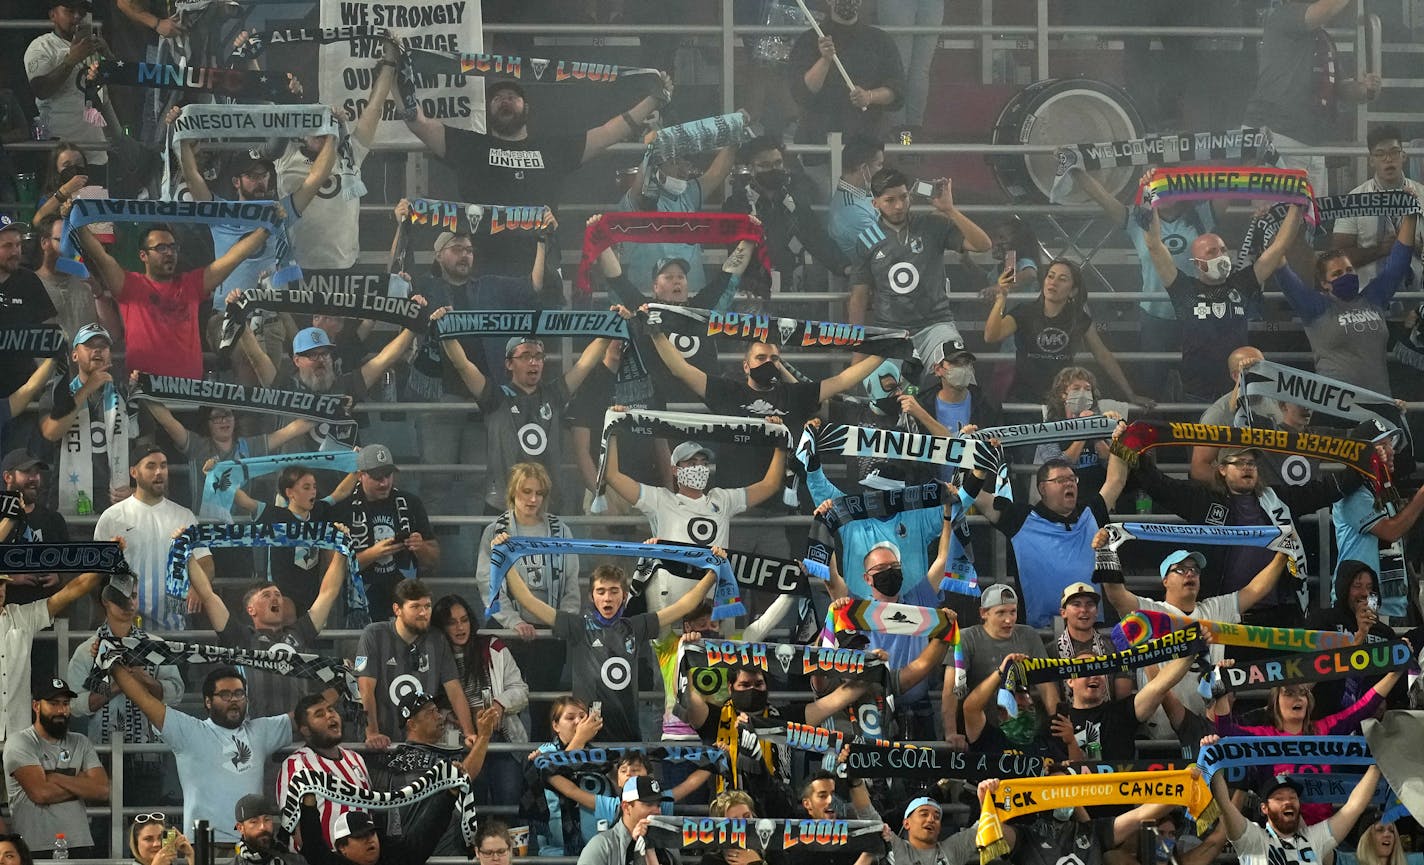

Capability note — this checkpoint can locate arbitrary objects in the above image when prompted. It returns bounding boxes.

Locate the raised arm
[290,133,337,214]
[743,435,787,508]
[602,433,643,510]
[804,680,868,727]
[932,180,992,253]
[8,358,56,418]
[646,327,707,397]
[1253,205,1302,284]
[1362,211,1421,308]
[499,548,558,626]
[1144,209,1183,287]
[1074,167,1129,227]
[359,322,421,390]
[1092,529,1140,615]
[1133,652,1195,721]
[140,394,191,451]
[75,225,128,298]
[1207,753,1249,842]
[1237,551,1287,613]
[656,568,719,628]
[46,569,104,620]
[982,270,1018,343]
[204,223,273,293]
[1326,765,1382,843]
[581,73,670,163]
[403,101,448,159]
[563,334,615,394]
[1099,440,1129,509]
[110,664,168,729]
[1305,0,1353,26]
[819,353,887,402]
[307,537,349,631]
[355,44,398,147]
[430,307,487,397]
[1084,327,1144,405]
[185,553,230,632]
[179,140,214,202]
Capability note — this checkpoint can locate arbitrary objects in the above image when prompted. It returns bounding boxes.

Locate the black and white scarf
[1236,190,1423,267]
[405,49,659,83]
[798,422,1001,475]
[1238,359,1405,438]
[218,278,426,353]
[643,303,915,358]
[279,762,478,848]
[0,542,130,574]
[230,26,390,61]
[596,409,792,493]
[131,372,354,425]
[640,816,884,858]
[0,325,67,357]
[1050,126,1277,204]
[91,58,297,101]
[87,623,165,747]
[344,487,414,593]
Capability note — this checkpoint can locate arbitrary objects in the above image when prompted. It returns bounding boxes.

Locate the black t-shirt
[1009,300,1093,402]
[274,364,369,451]
[0,268,58,396]
[563,363,665,489]
[440,127,585,275]
[331,489,434,612]
[1067,697,1140,761]
[2,506,69,606]
[703,376,820,489]
[968,719,1067,763]
[1165,267,1262,398]
[1009,816,1117,865]
[254,502,335,610]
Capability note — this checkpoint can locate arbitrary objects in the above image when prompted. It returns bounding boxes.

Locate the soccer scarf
[744,718,843,772]
[1112,610,1358,654]
[1112,420,1381,485]
[0,491,26,521]
[487,537,743,620]
[710,703,783,794]
[804,483,945,580]
[1236,190,1423,268]
[643,303,915,358]
[977,770,1217,864]
[968,415,1119,448]
[88,622,164,747]
[640,113,754,197]
[1238,359,1404,435]
[596,408,791,493]
[279,762,478,848]
[845,742,1055,781]
[432,308,627,340]
[230,25,389,61]
[1004,624,1206,691]
[1100,521,1301,557]
[92,58,296,102]
[87,632,360,703]
[1194,735,1374,784]
[1050,126,1278,204]
[641,816,884,858]
[57,375,128,516]
[677,638,888,688]
[940,483,980,595]
[828,600,960,644]
[389,200,552,280]
[405,49,658,83]
[798,423,1001,475]
[200,450,360,520]
[165,522,366,619]
[0,326,66,357]
[219,278,426,353]
[131,373,353,425]
[0,542,129,574]
[531,745,729,778]
[1136,167,1317,221]
[56,197,293,284]
[1289,773,1393,806]
[1220,639,1412,691]
[575,212,770,296]
[169,103,340,143]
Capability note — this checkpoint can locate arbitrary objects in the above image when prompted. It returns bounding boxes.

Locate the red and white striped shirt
[277,746,372,848]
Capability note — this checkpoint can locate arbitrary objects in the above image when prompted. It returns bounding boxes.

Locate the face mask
[872,395,902,417]
[1155,837,1176,863]
[755,169,790,191]
[748,360,780,388]
[1064,390,1094,416]
[871,565,903,597]
[832,0,862,18]
[1199,255,1232,282]
[1052,808,1075,822]
[998,706,1037,745]
[1330,272,1360,301]
[675,463,712,491]
[730,688,768,713]
[659,173,689,196]
[943,366,975,389]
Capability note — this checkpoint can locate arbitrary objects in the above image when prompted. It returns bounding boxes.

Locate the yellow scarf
[975,769,1218,864]
[715,703,777,793]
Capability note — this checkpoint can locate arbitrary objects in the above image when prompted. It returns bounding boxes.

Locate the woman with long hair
[1208,671,1403,825]
[433,593,530,808]
[476,463,580,739]
[1032,367,1123,497]
[33,141,90,223]
[529,697,603,856]
[0,835,34,865]
[983,257,1149,406]
[126,814,192,865]
[1348,819,1423,865]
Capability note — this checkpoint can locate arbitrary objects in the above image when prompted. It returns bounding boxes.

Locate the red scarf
[575,212,770,296]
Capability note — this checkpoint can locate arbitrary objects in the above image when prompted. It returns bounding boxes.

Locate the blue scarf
[1194,735,1374,784]
[201,449,359,519]
[1101,521,1300,555]
[488,537,742,620]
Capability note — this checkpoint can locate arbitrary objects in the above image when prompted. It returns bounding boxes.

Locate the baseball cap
[621,776,672,804]
[486,79,526,102]
[234,793,280,822]
[397,690,436,722]
[357,444,398,474]
[670,441,714,466]
[1060,581,1100,607]
[129,441,166,467]
[505,337,543,358]
[433,231,472,255]
[228,150,276,178]
[903,796,942,822]
[932,338,976,367]
[1259,774,1304,800]
[1159,550,1207,579]
[34,677,77,701]
[292,327,334,356]
[1,449,48,473]
[0,215,23,234]
[74,323,112,346]
[332,811,378,843]
[653,257,691,280]
[47,0,94,11]
[1217,446,1261,464]
[980,583,1018,610]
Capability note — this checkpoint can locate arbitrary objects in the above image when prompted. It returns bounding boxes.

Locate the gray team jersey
[849,213,962,330]
[354,622,459,742]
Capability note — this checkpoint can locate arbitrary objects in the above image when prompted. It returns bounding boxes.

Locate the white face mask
[675,463,712,491]
[659,173,689,196]
[1064,389,1094,416]
[943,366,975,388]
[1052,807,1075,822]
[1199,254,1232,282]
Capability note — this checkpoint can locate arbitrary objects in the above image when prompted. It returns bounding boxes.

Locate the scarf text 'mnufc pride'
[145,376,346,414]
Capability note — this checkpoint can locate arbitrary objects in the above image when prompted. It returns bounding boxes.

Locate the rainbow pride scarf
[976,769,1217,864]
[1221,639,1412,691]
[1136,166,1318,222]
[1112,610,1358,654]
[1194,735,1373,784]
[828,600,959,644]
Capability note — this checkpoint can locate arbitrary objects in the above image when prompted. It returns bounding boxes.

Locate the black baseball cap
[397,690,436,722]
[129,441,166,467]
[1259,774,1304,799]
[486,80,526,102]
[34,677,78,701]
[1,449,48,473]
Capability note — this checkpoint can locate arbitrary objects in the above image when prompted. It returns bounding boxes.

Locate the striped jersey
[277,745,371,847]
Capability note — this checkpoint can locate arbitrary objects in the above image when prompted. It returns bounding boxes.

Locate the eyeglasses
[213,689,247,701]
[1371,147,1406,159]
[1224,459,1257,469]
[476,848,512,858]
[144,243,179,254]
[1168,565,1200,576]
[133,813,168,825]
[1043,475,1078,486]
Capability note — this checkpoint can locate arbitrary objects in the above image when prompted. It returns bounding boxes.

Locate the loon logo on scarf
[644,303,914,358]
[640,816,885,857]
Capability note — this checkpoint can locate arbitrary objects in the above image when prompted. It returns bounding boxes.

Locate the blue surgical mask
[1330,272,1360,301]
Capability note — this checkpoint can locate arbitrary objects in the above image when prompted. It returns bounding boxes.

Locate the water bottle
[75,490,93,516]
[53,834,68,860]
[1134,490,1152,516]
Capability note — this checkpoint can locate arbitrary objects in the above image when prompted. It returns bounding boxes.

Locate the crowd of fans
[2,0,1424,865]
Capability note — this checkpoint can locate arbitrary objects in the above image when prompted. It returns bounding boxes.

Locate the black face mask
[730,688,769,713]
[748,361,780,388]
[872,565,903,597]
[873,395,902,417]
[755,169,790,191]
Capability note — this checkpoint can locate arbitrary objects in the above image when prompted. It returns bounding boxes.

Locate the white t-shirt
[1332,176,1424,285]
[1135,592,1240,717]
[0,600,54,744]
[276,137,370,270]
[634,485,748,614]
[1232,816,1338,865]
[159,712,293,843]
[22,32,108,165]
[93,496,212,632]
